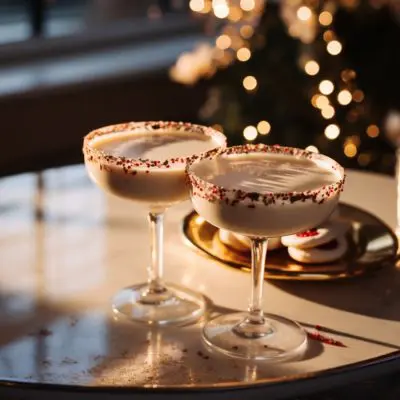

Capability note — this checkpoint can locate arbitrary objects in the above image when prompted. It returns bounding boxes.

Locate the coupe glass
[83,121,226,325]
[187,144,345,359]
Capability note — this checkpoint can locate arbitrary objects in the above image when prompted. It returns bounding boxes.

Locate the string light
[323,30,335,42]
[306,145,319,153]
[344,143,357,158]
[257,120,271,135]
[213,0,230,18]
[366,124,380,138]
[321,106,335,119]
[358,153,372,166]
[341,69,356,82]
[337,90,352,105]
[240,25,254,39]
[189,0,205,12]
[243,75,257,91]
[304,60,320,76]
[228,5,242,21]
[315,95,330,109]
[240,0,255,11]
[216,34,231,49]
[327,40,342,55]
[353,90,364,103]
[324,124,340,140]
[319,11,333,26]
[237,47,251,61]
[297,6,312,21]
[319,80,334,95]
[243,125,258,140]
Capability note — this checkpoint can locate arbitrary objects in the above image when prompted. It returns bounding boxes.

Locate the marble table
[0,165,399,399]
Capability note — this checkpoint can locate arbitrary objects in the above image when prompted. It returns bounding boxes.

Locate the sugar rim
[186,144,345,206]
[83,121,227,170]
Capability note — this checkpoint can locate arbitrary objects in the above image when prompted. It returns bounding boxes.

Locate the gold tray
[182,203,398,281]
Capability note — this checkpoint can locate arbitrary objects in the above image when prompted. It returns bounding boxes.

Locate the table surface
[0,165,400,398]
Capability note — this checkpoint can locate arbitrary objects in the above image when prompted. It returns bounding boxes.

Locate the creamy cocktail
[83,121,226,325]
[187,144,345,360]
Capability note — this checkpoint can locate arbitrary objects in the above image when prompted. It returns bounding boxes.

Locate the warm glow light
[212,124,224,132]
[213,0,229,18]
[353,90,364,103]
[216,34,231,49]
[304,60,320,76]
[240,0,255,11]
[315,95,329,109]
[237,47,251,61]
[240,24,254,39]
[319,11,333,26]
[228,5,242,21]
[319,80,334,95]
[327,40,342,55]
[189,0,205,12]
[243,125,258,141]
[344,143,357,158]
[257,120,271,135]
[337,90,352,105]
[358,153,371,166]
[366,124,380,138]
[321,106,335,119]
[323,30,334,42]
[306,145,319,153]
[324,124,340,140]
[341,69,356,82]
[243,75,257,91]
[297,6,312,21]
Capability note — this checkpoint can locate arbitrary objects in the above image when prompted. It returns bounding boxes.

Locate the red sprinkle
[307,331,346,347]
[297,229,319,237]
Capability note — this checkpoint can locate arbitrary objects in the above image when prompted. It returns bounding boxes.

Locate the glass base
[202,312,307,361]
[112,282,206,326]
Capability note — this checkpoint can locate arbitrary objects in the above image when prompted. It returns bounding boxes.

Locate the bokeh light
[337,90,352,105]
[240,0,255,11]
[304,60,320,76]
[321,106,335,119]
[237,47,251,61]
[366,124,380,138]
[319,11,333,26]
[257,120,271,135]
[306,145,319,153]
[319,80,334,95]
[216,34,231,49]
[243,125,258,141]
[344,143,357,158]
[297,6,312,21]
[327,40,342,55]
[324,124,340,140]
[243,75,257,91]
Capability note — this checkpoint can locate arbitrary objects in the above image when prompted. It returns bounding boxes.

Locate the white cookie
[281,220,349,250]
[288,236,348,264]
[219,229,249,252]
[233,234,282,251]
[219,230,282,251]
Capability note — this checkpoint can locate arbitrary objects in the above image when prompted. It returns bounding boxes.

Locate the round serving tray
[182,203,398,281]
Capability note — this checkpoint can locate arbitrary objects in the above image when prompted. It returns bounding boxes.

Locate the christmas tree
[170,0,400,174]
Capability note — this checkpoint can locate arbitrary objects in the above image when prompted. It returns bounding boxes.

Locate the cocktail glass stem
[233,238,273,338]
[139,211,172,304]
[148,212,166,293]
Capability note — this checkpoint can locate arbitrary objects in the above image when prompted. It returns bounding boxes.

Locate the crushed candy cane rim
[83,121,227,171]
[187,144,345,207]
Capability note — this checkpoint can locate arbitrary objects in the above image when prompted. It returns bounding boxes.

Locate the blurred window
[0,0,189,45]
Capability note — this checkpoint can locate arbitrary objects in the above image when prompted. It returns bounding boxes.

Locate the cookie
[219,230,282,252]
[287,236,348,264]
[234,234,282,251]
[281,220,349,250]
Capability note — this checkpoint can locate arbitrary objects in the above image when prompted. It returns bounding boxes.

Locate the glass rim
[83,121,227,170]
[186,144,346,206]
